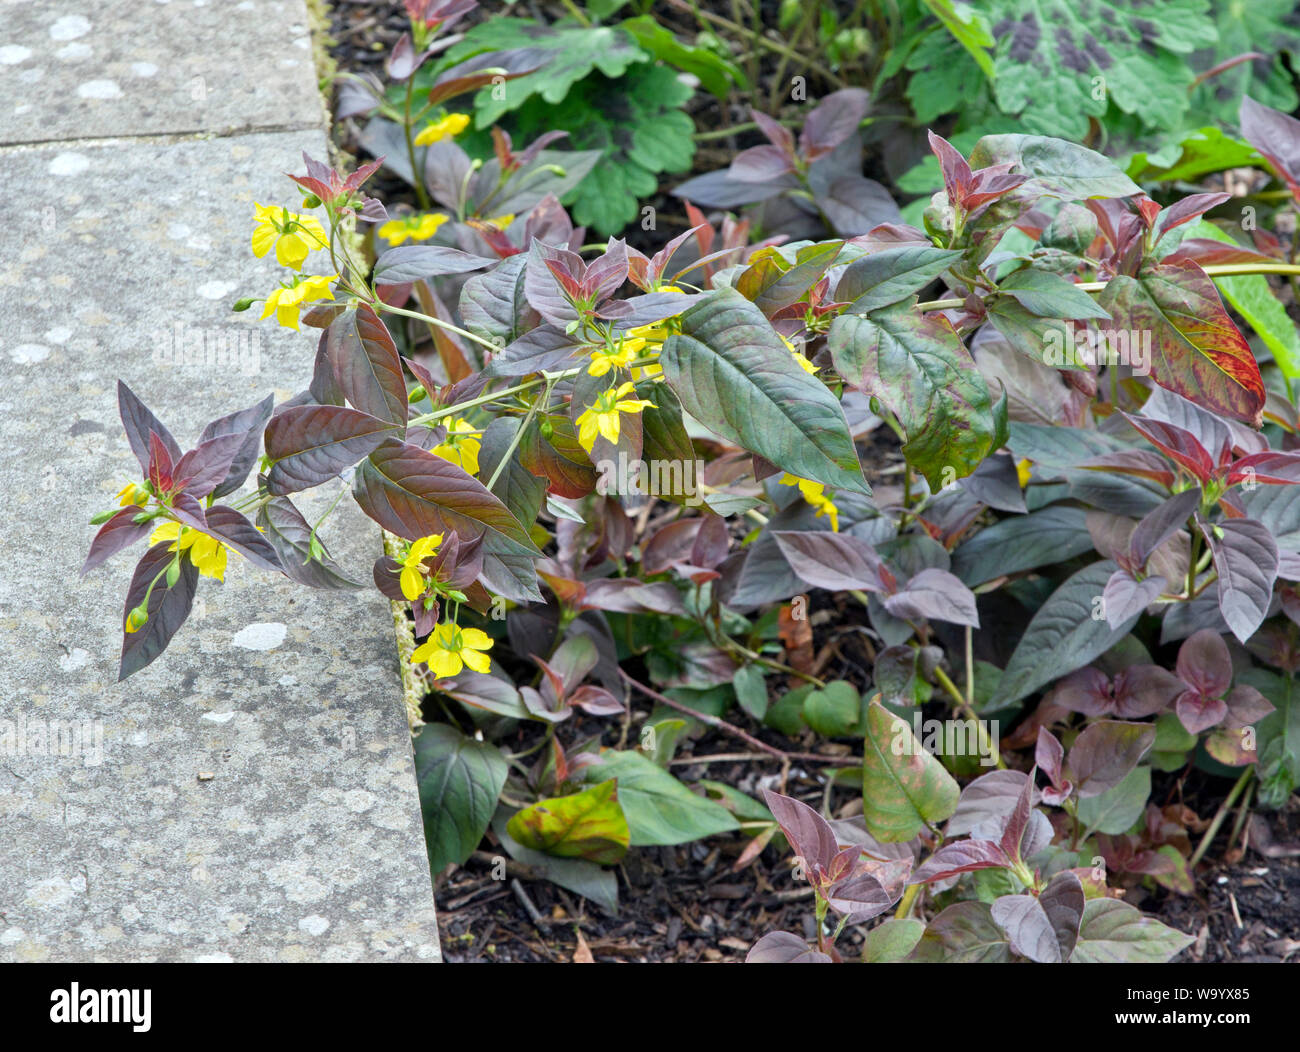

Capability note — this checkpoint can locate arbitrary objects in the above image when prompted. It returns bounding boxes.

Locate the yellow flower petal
[462,648,491,674]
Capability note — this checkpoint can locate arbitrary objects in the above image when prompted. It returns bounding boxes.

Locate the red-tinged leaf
[579,579,686,616]
[801,89,870,161]
[1153,193,1230,241]
[147,430,174,493]
[1078,449,1176,488]
[1163,237,1279,268]
[1099,262,1265,426]
[946,769,1031,838]
[761,789,841,879]
[172,432,245,498]
[692,513,729,569]
[198,394,275,499]
[257,495,361,590]
[264,405,401,495]
[1121,413,1214,482]
[354,439,540,552]
[1228,451,1300,486]
[413,279,473,384]
[1201,518,1278,643]
[928,130,973,208]
[882,567,980,628]
[203,505,283,574]
[118,542,199,681]
[325,306,408,427]
[1175,688,1228,735]
[118,380,181,474]
[999,765,1036,863]
[909,901,1012,962]
[731,144,797,184]
[570,685,623,717]
[1240,95,1300,201]
[772,531,888,592]
[83,507,152,575]
[519,417,596,498]
[1176,628,1233,697]
[746,931,832,963]
[1066,721,1156,799]
[909,840,1010,884]
[1036,727,1067,789]
[825,860,908,922]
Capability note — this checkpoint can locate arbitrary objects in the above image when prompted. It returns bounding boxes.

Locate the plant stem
[1190,767,1254,868]
[932,666,1006,769]
[373,301,500,353]
[915,262,1300,312]
[402,75,431,211]
[893,882,921,920]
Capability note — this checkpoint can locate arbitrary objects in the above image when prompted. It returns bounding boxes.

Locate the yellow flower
[587,342,638,378]
[1016,458,1032,488]
[251,203,328,271]
[117,483,148,507]
[432,418,481,477]
[411,622,493,677]
[260,273,337,331]
[780,473,840,533]
[400,533,444,602]
[783,337,818,375]
[149,521,230,581]
[484,213,515,230]
[377,213,448,245]
[414,112,471,147]
[575,382,655,452]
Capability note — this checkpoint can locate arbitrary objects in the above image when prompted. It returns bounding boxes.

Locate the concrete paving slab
[0,0,324,145]
[0,129,439,961]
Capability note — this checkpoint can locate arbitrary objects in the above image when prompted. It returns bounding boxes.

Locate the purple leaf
[772,531,889,592]
[82,507,152,575]
[1066,721,1156,799]
[373,245,495,285]
[172,432,245,498]
[746,931,832,963]
[1201,518,1279,643]
[909,840,1010,884]
[999,765,1036,863]
[118,380,181,475]
[198,394,275,499]
[1175,689,1229,735]
[761,789,841,880]
[118,542,199,680]
[203,505,284,574]
[258,495,361,590]
[800,89,870,161]
[882,568,980,627]
[1103,569,1166,627]
[1175,628,1233,697]
[946,769,1030,838]
[730,144,798,184]
[264,405,401,495]
[324,306,408,427]
[1128,489,1199,568]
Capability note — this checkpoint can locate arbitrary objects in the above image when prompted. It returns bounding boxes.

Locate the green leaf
[494,816,619,913]
[923,0,995,79]
[1179,220,1300,379]
[802,680,862,737]
[444,19,648,125]
[828,304,998,489]
[585,749,739,845]
[1070,899,1194,963]
[733,665,769,721]
[861,700,961,842]
[860,916,927,962]
[1242,667,1300,809]
[413,723,508,871]
[969,133,1142,199]
[506,780,631,864]
[662,288,870,495]
[1127,127,1261,183]
[835,246,963,314]
[998,561,1138,707]
[620,14,745,98]
[1077,765,1150,837]
[910,901,1012,962]
[995,268,1111,320]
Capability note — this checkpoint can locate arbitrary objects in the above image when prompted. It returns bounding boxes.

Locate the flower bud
[231,297,257,312]
[408,384,427,403]
[301,193,322,209]
[125,604,149,633]
[89,509,116,525]
[539,418,554,439]
[166,559,181,588]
